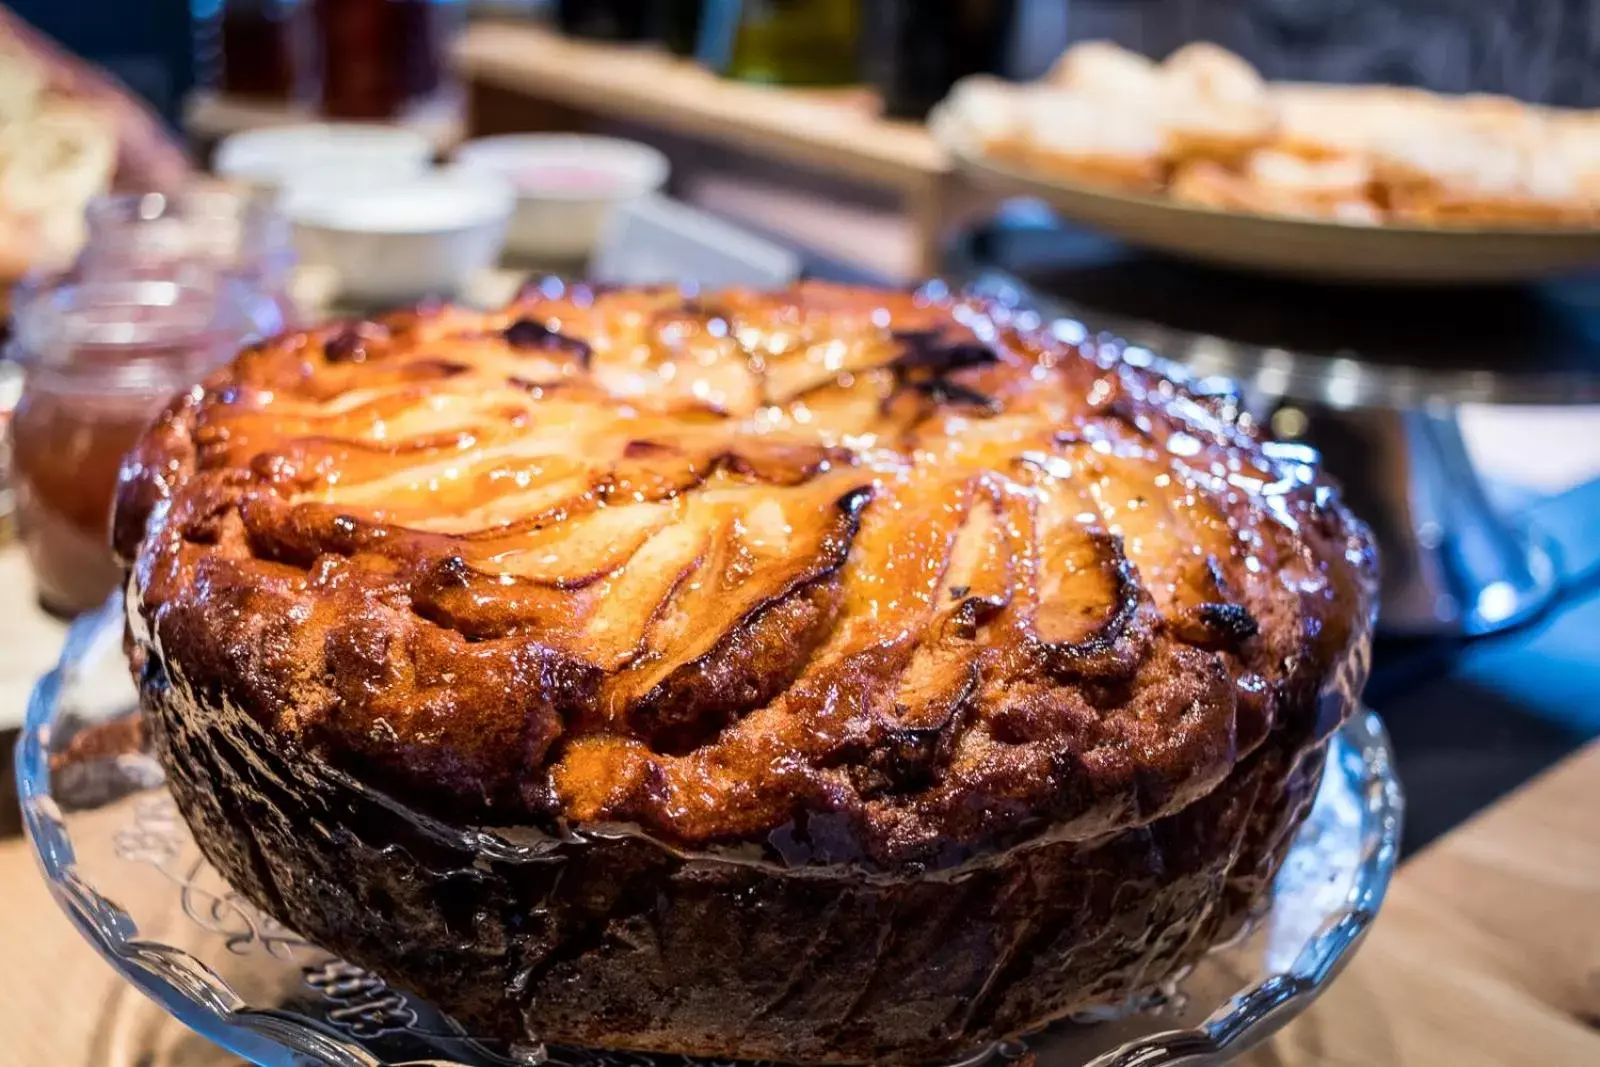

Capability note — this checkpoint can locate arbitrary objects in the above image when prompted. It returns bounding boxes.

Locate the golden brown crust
[117,282,1375,869]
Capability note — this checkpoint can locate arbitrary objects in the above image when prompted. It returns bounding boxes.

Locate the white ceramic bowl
[284,169,514,305]
[453,134,670,261]
[215,124,435,194]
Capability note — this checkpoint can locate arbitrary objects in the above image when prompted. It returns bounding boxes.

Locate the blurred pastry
[0,8,189,192]
[1546,110,1600,202]
[0,10,191,293]
[1159,94,1275,167]
[1167,158,1253,210]
[1163,41,1268,107]
[944,75,1023,145]
[1373,122,1591,226]
[1012,90,1165,192]
[952,36,1600,232]
[1247,149,1381,223]
[0,45,43,126]
[1047,39,1164,103]
[1272,83,1438,161]
[1171,151,1380,224]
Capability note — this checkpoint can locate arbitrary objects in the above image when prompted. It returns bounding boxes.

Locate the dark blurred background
[21,0,1600,134]
[1068,0,1600,104]
[9,0,196,121]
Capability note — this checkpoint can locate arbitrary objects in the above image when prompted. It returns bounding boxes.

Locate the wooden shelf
[182,90,466,154]
[450,22,960,274]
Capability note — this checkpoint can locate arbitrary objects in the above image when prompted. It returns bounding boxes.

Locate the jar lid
[83,187,293,274]
[8,278,255,393]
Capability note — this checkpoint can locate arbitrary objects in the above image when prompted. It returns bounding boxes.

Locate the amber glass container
[314,0,454,119]
[218,0,304,101]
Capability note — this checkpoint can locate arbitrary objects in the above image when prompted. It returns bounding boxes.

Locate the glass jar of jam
[7,279,254,616]
[81,188,299,339]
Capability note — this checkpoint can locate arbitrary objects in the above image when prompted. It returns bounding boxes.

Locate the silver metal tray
[18,595,1403,1067]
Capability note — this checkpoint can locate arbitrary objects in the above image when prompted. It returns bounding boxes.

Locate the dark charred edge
[669,298,731,326]
[854,669,983,804]
[945,592,1008,641]
[629,484,868,753]
[890,333,999,377]
[399,358,473,380]
[1173,602,1261,653]
[711,444,854,487]
[888,330,1002,415]
[323,322,392,364]
[907,378,1001,413]
[1033,532,1145,681]
[630,577,844,757]
[503,318,594,366]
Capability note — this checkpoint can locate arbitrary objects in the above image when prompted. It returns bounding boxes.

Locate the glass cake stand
[19,596,1404,1067]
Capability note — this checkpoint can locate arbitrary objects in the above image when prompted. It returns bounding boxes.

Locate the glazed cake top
[115,282,1375,868]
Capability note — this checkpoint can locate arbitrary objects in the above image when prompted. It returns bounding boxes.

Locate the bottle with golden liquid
[699,0,862,86]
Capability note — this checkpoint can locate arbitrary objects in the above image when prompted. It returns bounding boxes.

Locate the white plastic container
[283,168,514,304]
[215,124,435,194]
[453,134,670,261]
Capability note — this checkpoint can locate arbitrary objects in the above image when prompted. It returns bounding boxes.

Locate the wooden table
[450,23,958,276]
[0,550,67,728]
[0,636,1595,1067]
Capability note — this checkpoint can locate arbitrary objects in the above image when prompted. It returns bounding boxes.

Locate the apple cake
[114,282,1376,1065]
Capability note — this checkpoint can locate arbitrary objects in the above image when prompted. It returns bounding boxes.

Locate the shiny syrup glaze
[114,282,1375,869]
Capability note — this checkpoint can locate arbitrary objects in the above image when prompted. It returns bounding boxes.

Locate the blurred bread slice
[1160,94,1275,166]
[1167,159,1253,210]
[0,6,189,191]
[1011,90,1165,192]
[1374,121,1593,226]
[1246,149,1381,223]
[0,45,44,126]
[1171,152,1381,224]
[0,99,115,271]
[0,99,116,211]
[1048,40,1165,104]
[1152,44,1275,164]
[1272,83,1440,161]
[1546,109,1600,204]
[1163,42,1268,107]
[945,75,1024,145]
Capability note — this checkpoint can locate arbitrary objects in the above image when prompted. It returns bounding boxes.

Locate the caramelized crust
[116,282,1374,869]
